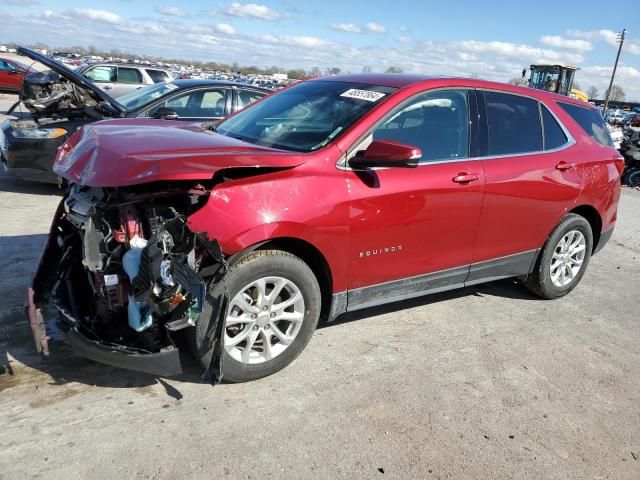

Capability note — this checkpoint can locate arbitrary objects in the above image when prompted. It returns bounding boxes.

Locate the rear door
[469,90,582,280]
[111,66,145,97]
[346,89,486,309]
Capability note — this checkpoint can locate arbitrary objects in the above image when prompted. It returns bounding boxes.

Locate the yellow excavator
[523,65,589,102]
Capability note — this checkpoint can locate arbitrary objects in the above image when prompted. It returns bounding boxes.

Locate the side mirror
[152,107,179,120]
[349,140,421,169]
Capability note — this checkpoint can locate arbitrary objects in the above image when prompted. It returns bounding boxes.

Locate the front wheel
[190,250,321,383]
[526,213,593,299]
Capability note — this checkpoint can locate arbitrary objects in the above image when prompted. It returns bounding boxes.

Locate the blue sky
[2,0,640,99]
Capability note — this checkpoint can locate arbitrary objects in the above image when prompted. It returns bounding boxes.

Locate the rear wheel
[526,213,593,299]
[191,250,321,383]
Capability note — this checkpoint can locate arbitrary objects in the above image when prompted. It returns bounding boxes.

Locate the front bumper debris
[64,325,182,377]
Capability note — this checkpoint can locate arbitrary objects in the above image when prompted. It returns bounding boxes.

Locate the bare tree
[606,84,626,102]
[586,86,599,100]
[325,67,341,75]
[308,66,322,77]
[385,66,403,74]
[362,65,372,73]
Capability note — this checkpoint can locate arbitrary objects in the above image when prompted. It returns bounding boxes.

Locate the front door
[346,89,485,310]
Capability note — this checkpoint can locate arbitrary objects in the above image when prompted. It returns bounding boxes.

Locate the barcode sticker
[340,89,386,102]
[104,274,119,287]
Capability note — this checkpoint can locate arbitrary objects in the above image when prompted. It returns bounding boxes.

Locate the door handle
[452,173,480,183]
[555,161,575,171]
[103,85,112,90]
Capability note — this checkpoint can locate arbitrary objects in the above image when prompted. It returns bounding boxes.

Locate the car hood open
[17,47,125,115]
[54,118,308,187]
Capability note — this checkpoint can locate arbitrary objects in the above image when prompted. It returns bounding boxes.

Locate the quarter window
[542,106,568,150]
[484,92,542,155]
[146,69,169,83]
[84,66,116,83]
[558,102,613,147]
[373,90,469,162]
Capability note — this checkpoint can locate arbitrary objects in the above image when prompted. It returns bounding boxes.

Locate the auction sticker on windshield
[340,89,386,102]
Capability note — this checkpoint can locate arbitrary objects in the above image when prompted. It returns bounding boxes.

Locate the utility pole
[603,29,626,111]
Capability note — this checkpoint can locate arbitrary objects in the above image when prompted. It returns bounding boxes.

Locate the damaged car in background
[29,75,622,383]
[1,47,267,184]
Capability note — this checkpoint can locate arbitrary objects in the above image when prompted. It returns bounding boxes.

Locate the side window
[237,90,266,110]
[149,89,226,118]
[84,66,116,83]
[558,102,613,147]
[484,92,542,155]
[541,106,568,150]
[372,90,469,162]
[146,69,169,83]
[0,61,8,71]
[117,67,143,84]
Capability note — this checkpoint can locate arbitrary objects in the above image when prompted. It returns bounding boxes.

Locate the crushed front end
[28,182,226,377]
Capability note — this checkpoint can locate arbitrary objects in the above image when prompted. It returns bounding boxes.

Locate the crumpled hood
[54,118,307,187]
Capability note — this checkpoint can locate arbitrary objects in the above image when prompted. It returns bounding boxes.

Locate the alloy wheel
[550,230,586,287]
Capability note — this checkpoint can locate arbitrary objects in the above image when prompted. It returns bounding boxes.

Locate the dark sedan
[0,48,268,184]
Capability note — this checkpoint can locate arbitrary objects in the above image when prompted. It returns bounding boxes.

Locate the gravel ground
[0,171,639,479]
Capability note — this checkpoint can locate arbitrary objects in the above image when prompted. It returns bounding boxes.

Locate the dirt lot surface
[0,170,639,479]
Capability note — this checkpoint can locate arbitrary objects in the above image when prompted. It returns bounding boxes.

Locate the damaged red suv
[29,74,623,382]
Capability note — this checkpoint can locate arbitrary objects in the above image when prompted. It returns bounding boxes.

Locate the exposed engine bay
[30,182,228,377]
[17,70,112,121]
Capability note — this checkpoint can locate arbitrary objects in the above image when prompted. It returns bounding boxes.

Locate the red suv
[29,74,623,382]
[0,57,33,92]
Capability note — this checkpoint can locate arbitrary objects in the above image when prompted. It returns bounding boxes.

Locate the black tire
[189,250,321,383]
[526,213,593,299]
[626,168,640,188]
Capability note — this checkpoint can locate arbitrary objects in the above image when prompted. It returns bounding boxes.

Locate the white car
[77,63,172,98]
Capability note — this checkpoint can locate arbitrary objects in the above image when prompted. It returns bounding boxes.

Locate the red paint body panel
[54,75,623,299]
[53,119,309,187]
[0,58,29,91]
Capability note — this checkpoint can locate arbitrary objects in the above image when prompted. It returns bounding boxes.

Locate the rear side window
[146,69,169,83]
[484,92,542,155]
[542,106,568,150]
[117,67,143,84]
[558,102,613,147]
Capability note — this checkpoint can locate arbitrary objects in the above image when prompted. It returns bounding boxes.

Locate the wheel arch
[235,237,335,323]
[569,204,602,252]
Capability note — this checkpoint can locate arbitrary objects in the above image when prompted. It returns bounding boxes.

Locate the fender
[186,163,350,293]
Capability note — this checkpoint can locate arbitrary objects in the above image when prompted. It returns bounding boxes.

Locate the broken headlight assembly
[31,182,227,377]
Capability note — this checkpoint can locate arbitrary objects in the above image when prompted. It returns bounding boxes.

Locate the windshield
[116,82,181,111]
[216,81,396,152]
[529,66,575,95]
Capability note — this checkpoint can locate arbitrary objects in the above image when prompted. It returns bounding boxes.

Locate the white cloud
[156,6,187,17]
[261,34,332,48]
[366,22,386,33]
[540,35,592,52]
[225,2,281,21]
[567,29,640,56]
[398,36,411,44]
[70,8,123,25]
[457,40,584,65]
[215,23,236,35]
[331,23,361,33]
[3,0,39,5]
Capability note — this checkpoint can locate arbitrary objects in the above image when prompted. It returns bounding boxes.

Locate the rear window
[484,92,542,155]
[542,106,568,150]
[558,102,613,147]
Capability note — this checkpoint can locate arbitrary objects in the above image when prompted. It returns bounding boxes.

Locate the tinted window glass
[0,61,8,71]
[373,90,469,162]
[146,69,169,83]
[117,67,143,84]
[558,102,613,147]
[542,106,568,150]
[485,92,542,155]
[84,66,116,82]
[237,90,266,109]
